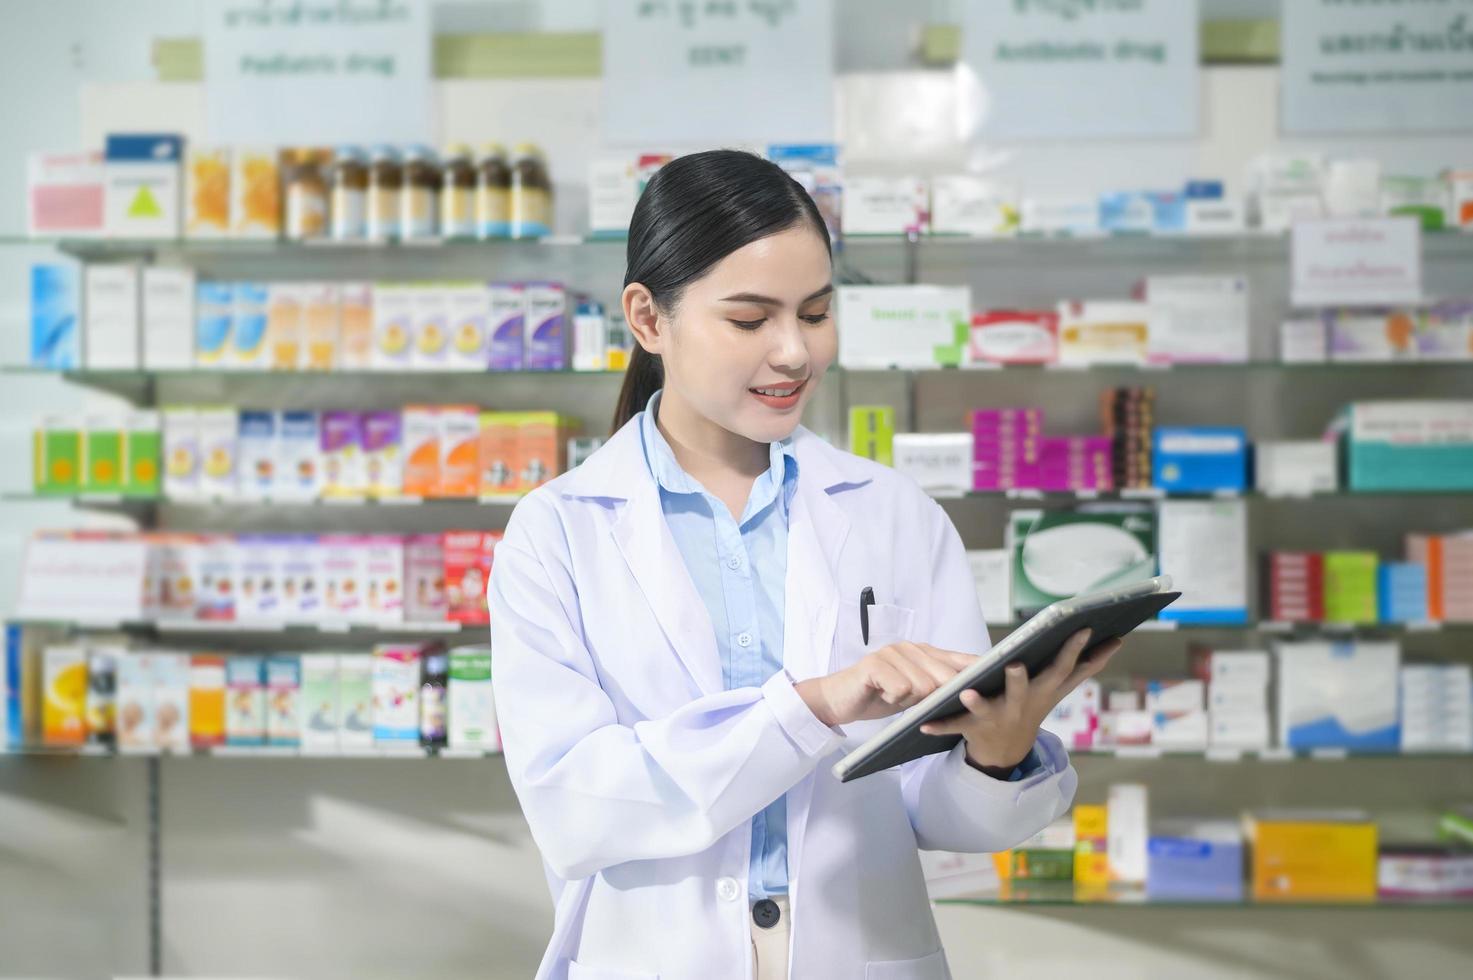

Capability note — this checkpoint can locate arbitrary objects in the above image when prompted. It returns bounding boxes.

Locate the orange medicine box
[266,283,305,370]
[478,411,522,497]
[1073,804,1110,889]
[438,405,481,498]
[402,405,440,497]
[1246,813,1378,901]
[338,281,373,370]
[519,412,579,493]
[189,653,226,749]
[302,282,340,370]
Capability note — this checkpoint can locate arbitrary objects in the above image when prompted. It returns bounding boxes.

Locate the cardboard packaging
[1247,812,1378,901]
[104,133,182,238]
[29,263,81,370]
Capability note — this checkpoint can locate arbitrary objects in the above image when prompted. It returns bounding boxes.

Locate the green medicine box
[33,419,81,495]
[1323,550,1380,624]
[849,405,896,467]
[82,423,124,494]
[122,413,161,498]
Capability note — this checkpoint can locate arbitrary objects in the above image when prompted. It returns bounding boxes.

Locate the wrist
[964,744,1030,778]
[794,677,838,728]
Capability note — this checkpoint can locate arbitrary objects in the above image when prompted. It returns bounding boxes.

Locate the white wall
[4,4,1473,979]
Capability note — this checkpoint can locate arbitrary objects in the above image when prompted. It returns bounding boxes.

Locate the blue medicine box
[1153,427,1250,493]
[30,263,80,369]
[1378,562,1428,623]
[1146,832,1245,901]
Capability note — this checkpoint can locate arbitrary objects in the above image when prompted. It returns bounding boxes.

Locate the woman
[489,150,1118,980]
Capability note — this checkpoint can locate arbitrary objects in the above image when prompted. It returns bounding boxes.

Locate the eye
[801,312,830,325]
[729,318,766,331]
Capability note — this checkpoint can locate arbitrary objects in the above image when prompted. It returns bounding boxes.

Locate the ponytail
[611,345,665,435]
[607,149,831,436]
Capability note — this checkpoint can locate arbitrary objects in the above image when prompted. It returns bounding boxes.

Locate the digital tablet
[831,575,1180,783]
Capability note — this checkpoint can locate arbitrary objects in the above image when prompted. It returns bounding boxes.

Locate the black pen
[859,586,875,645]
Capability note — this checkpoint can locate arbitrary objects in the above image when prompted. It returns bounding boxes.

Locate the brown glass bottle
[400,144,440,241]
[284,147,329,241]
[366,145,402,242]
[440,144,476,239]
[329,146,368,241]
[510,142,552,239]
[476,142,512,239]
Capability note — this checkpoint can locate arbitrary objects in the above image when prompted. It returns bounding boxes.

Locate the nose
[769,315,810,375]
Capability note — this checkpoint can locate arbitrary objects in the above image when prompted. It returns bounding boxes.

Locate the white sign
[602,0,834,145]
[1283,1,1473,134]
[959,0,1199,140]
[1291,218,1423,308]
[203,0,432,145]
[17,536,149,623]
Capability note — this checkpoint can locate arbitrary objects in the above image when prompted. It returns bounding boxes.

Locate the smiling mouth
[749,378,808,397]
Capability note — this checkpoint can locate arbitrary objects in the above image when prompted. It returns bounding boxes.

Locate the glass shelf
[985,619,1462,635]
[8,617,478,637]
[5,228,1470,259]
[9,487,1471,510]
[937,882,1473,909]
[0,744,499,760]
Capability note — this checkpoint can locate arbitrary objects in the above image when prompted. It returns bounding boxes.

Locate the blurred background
[3,1,1473,978]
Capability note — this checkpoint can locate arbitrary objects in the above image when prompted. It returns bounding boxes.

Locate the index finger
[914,643,979,671]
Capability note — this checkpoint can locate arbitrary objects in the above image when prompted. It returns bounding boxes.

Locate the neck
[655,387,770,484]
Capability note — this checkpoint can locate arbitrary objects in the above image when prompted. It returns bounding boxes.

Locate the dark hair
[611,150,833,434]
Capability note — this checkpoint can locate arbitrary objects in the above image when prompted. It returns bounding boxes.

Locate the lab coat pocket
[865,947,950,979]
[567,961,658,980]
[837,600,917,661]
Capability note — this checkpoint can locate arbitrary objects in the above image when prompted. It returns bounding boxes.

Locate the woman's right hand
[794,643,978,728]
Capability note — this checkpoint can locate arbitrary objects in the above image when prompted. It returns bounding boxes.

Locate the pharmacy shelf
[0,744,499,760]
[986,619,1462,636]
[937,883,1473,910]
[7,228,1471,261]
[846,361,1473,374]
[1072,746,1471,763]
[8,617,481,638]
[11,483,1473,512]
[937,488,1473,503]
[2,492,527,510]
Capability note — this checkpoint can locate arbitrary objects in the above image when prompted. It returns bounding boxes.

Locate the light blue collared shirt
[636,391,1041,898]
[638,390,797,901]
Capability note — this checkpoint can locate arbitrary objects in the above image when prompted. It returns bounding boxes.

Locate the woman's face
[632,224,836,446]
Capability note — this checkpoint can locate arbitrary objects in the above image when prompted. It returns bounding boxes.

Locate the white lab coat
[489,418,1078,980]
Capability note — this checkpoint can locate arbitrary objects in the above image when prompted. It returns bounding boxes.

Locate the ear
[622,282,667,356]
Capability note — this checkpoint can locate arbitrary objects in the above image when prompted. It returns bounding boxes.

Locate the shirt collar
[639,390,799,517]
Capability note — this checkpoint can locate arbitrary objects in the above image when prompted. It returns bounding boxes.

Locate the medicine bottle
[510,142,552,239]
[476,143,512,239]
[366,145,402,243]
[400,144,440,241]
[329,146,368,241]
[284,148,329,241]
[440,144,477,239]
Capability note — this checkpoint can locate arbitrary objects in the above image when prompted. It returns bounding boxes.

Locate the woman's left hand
[918,628,1122,776]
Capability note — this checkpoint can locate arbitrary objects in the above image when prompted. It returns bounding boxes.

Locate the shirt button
[716,877,741,902]
[737,632,752,648]
[727,556,743,570]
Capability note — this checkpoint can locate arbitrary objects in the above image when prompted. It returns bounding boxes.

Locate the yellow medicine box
[1247,815,1378,902]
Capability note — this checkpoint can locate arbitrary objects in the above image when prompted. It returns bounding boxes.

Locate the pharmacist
[489,150,1118,980]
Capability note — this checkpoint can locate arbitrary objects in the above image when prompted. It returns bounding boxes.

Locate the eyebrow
[719,284,834,306]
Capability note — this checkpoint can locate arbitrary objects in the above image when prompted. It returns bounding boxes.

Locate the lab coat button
[716,877,741,902]
[737,632,752,648]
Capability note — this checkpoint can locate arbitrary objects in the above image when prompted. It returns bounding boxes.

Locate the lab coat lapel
[610,477,725,698]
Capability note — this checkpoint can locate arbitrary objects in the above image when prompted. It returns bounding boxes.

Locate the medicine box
[371,644,425,745]
[1247,813,1378,901]
[1345,402,1473,492]
[104,133,181,238]
[84,264,141,370]
[29,263,81,370]
[1153,427,1249,493]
